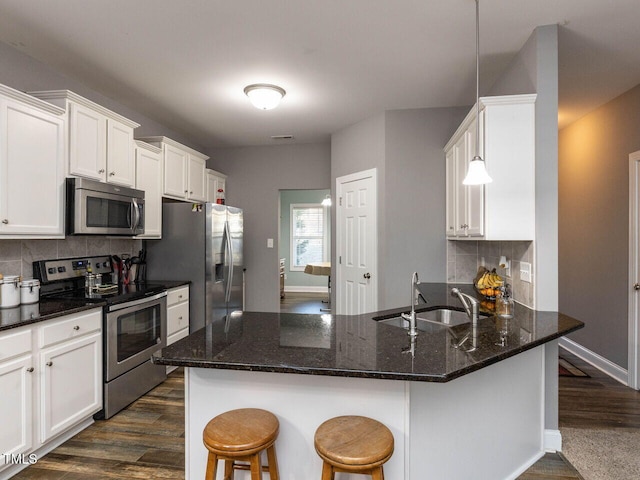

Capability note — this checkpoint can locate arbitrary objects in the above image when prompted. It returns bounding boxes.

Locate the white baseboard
[544,429,562,452]
[559,337,628,386]
[284,286,328,293]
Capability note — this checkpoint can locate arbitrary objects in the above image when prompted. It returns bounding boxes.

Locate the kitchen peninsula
[153,283,583,480]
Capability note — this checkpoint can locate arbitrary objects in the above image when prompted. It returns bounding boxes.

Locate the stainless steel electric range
[34,255,167,419]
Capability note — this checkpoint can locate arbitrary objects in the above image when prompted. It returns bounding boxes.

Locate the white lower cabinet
[40,331,102,442]
[0,308,102,476]
[167,285,190,345]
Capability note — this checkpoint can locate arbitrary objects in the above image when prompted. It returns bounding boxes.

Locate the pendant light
[463,0,492,185]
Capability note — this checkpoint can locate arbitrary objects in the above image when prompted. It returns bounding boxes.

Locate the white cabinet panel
[0,354,33,459]
[188,156,206,202]
[0,96,65,236]
[40,331,102,443]
[107,119,135,186]
[163,142,188,199]
[135,141,163,238]
[69,101,106,180]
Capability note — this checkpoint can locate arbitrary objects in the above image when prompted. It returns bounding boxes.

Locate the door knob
[363,273,371,279]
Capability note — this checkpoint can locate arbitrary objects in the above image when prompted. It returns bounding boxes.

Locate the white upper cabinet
[29,90,139,187]
[137,136,209,202]
[444,94,536,241]
[0,85,65,237]
[135,140,163,239]
[206,168,227,204]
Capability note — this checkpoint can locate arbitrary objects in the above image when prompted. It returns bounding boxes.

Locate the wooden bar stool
[203,408,280,480]
[314,415,394,480]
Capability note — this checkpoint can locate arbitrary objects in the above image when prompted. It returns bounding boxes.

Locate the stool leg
[223,459,234,480]
[249,453,263,480]
[371,466,385,480]
[266,445,279,480]
[205,452,218,480]
[321,461,334,480]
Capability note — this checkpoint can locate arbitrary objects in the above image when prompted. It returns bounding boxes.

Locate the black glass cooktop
[44,283,166,306]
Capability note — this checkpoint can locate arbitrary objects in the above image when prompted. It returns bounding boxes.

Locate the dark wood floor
[13,369,185,479]
[280,291,331,314]
[12,297,640,479]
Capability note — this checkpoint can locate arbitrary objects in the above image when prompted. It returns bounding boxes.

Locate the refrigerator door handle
[225,220,233,303]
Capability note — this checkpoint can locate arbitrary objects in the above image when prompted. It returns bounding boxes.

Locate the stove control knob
[48,267,56,274]
[103,262,109,268]
[57,266,66,273]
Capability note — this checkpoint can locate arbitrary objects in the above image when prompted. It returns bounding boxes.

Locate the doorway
[278,189,331,312]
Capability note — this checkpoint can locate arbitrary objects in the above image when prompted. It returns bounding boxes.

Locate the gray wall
[0,40,202,151]
[279,189,331,290]
[330,108,468,310]
[208,144,331,312]
[383,107,468,308]
[559,82,640,369]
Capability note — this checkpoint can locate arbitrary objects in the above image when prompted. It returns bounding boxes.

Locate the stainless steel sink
[375,308,489,330]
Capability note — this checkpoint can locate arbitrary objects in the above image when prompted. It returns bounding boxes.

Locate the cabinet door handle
[190,191,193,194]
[363,273,371,279]
[26,367,34,373]
[184,190,189,194]
[98,169,105,174]
[73,325,80,330]
[109,171,116,176]
[46,361,53,367]
[2,219,8,224]
[178,295,183,299]
[634,283,640,291]
[178,316,183,320]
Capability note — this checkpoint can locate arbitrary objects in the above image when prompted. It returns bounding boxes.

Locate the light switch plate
[520,262,532,283]
[267,238,274,248]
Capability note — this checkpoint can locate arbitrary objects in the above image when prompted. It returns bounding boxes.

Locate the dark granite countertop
[0,299,106,332]
[152,283,584,382]
[0,280,190,332]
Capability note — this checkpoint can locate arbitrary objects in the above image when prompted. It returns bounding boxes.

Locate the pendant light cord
[475,0,480,159]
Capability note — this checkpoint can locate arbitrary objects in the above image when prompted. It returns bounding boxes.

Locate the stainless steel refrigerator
[146,203,243,332]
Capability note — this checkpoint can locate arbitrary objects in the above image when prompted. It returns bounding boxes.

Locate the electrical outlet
[520,262,532,283]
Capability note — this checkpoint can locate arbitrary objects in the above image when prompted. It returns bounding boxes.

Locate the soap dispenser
[496,284,514,319]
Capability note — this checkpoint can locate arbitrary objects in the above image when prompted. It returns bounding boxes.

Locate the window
[290,203,328,270]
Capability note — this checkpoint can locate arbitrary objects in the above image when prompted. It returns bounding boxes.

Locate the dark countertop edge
[0,302,106,332]
[152,322,584,383]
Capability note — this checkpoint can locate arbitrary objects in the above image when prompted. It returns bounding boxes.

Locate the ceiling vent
[270,135,294,140]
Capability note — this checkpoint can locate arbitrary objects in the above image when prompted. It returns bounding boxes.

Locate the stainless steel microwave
[66,178,144,236]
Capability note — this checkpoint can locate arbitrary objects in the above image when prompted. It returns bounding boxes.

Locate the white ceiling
[0,0,639,148]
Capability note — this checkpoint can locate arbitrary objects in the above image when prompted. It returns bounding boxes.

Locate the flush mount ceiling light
[463,0,492,186]
[243,83,286,110]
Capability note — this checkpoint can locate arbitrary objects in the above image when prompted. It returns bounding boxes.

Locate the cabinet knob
[184,190,189,194]
[109,171,116,176]
[1,219,7,224]
[73,325,80,330]
[26,367,34,373]
[363,272,371,279]
[190,191,193,194]
[178,316,183,320]
[46,361,53,367]
[98,169,105,174]
[178,295,183,299]
[634,283,640,291]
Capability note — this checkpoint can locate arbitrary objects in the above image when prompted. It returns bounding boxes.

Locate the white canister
[0,275,21,308]
[20,278,40,305]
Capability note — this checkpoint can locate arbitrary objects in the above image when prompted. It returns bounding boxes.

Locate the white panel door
[336,169,377,315]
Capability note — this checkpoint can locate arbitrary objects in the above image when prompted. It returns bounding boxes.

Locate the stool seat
[314,415,394,476]
[203,408,280,479]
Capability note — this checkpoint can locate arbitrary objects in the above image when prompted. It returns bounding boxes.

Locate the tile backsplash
[0,237,142,279]
[447,240,535,308]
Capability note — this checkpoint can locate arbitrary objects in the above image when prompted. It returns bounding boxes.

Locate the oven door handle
[107,291,167,312]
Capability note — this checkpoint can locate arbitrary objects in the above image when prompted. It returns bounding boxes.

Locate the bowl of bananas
[474,267,504,300]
